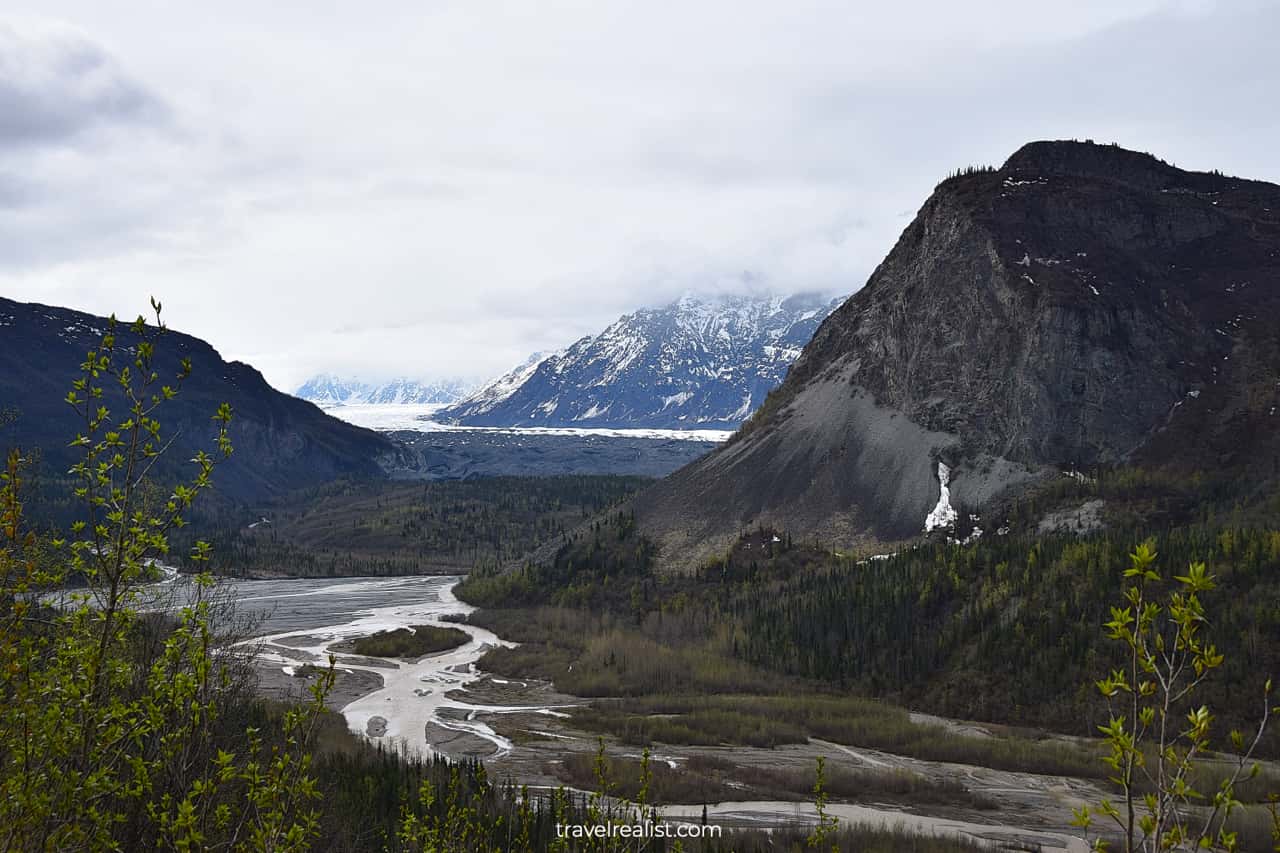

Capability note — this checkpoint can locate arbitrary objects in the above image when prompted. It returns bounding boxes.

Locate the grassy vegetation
[571,695,1104,779]
[576,701,808,748]
[549,750,992,809]
[1188,760,1280,804]
[750,763,995,810]
[482,625,778,697]
[708,824,994,853]
[470,604,780,696]
[351,624,469,658]
[1221,805,1280,852]
[469,605,1105,779]
[311,706,1001,852]
[241,703,1005,851]
[549,752,742,804]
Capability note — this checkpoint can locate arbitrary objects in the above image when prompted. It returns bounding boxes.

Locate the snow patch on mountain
[924,462,958,532]
[661,391,693,409]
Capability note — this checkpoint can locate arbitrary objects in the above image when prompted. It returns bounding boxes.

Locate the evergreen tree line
[172,475,648,578]
[460,500,1280,746]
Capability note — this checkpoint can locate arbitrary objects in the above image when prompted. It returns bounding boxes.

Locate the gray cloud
[0,171,35,207]
[0,22,165,147]
[0,0,1276,391]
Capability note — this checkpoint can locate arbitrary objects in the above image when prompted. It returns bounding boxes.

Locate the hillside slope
[0,298,395,503]
[634,141,1280,567]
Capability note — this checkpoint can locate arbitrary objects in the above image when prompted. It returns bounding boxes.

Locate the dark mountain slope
[0,298,395,503]
[634,141,1280,567]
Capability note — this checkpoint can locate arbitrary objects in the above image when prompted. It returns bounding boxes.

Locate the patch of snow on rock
[924,462,958,533]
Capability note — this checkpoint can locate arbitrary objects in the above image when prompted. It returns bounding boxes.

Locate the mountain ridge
[0,297,396,504]
[437,292,843,430]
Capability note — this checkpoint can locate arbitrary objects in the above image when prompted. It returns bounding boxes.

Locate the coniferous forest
[458,475,1280,748]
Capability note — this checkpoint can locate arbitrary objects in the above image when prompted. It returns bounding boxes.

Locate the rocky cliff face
[634,141,1280,566]
[0,298,396,503]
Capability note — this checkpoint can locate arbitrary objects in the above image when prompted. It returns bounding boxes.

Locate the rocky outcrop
[634,141,1280,568]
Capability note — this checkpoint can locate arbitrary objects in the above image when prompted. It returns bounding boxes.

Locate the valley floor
[452,677,1101,853]
[241,576,1198,852]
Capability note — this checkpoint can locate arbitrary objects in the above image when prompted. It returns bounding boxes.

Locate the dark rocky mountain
[436,293,842,430]
[295,374,472,406]
[0,297,396,502]
[634,141,1280,567]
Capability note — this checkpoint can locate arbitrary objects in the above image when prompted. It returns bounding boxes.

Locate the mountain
[436,293,843,429]
[436,352,550,421]
[295,374,472,406]
[0,298,396,503]
[633,141,1280,567]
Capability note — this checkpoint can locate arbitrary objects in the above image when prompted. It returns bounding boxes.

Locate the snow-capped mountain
[295,375,473,406]
[436,293,844,429]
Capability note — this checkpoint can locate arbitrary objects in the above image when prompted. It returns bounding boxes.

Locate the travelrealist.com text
[555,822,723,840]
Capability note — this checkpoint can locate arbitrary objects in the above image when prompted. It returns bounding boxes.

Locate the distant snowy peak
[295,374,473,406]
[294,375,367,406]
[437,292,845,429]
[445,352,554,418]
[363,377,474,406]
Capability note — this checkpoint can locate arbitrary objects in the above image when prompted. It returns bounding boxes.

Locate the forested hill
[459,468,1280,745]
[0,297,395,504]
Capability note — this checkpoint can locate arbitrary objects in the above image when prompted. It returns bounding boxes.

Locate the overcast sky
[1,0,1277,391]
